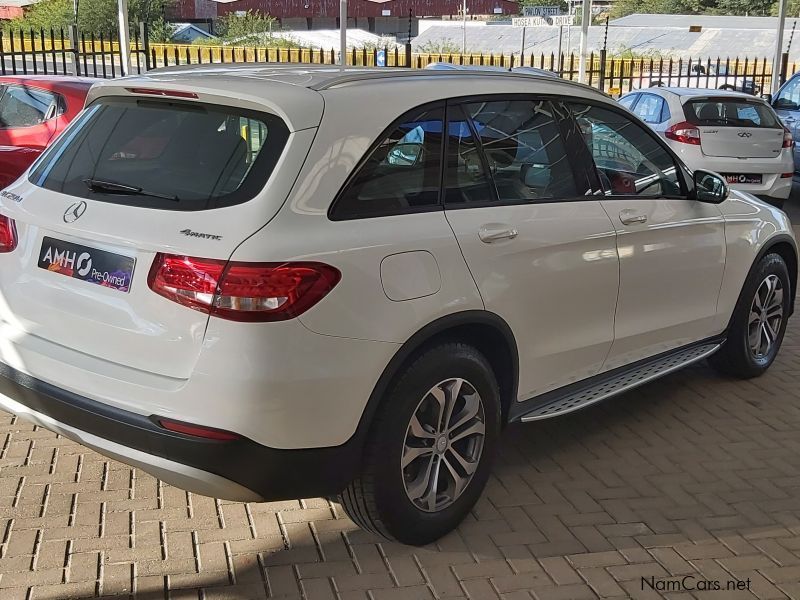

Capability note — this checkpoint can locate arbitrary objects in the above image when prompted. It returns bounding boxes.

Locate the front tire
[709,253,791,378]
[339,343,500,545]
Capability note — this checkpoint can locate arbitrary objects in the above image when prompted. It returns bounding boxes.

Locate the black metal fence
[0,24,795,96]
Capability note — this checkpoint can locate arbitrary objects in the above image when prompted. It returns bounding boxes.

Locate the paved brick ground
[3,204,800,600]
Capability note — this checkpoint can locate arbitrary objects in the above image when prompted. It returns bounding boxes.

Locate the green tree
[7,0,174,40]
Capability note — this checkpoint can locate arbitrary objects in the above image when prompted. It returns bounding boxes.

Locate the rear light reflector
[126,88,199,99]
[157,418,241,441]
[147,254,341,322]
[782,172,794,178]
[783,126,794,148]
[0,214,17,253]
[665,121,701,145]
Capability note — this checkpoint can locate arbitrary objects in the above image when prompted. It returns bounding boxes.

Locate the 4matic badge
[179,228,223,241]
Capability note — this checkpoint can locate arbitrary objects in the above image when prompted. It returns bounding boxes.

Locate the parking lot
[0,197,795,600]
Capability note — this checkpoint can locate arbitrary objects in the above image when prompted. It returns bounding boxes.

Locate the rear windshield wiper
[83,178,181,202]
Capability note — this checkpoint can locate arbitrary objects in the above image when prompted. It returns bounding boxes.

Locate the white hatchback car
[0,67,795,545]
[620,87,794,206]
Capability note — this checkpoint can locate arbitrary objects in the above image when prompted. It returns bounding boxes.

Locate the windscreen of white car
[29,97,289,210]
[683,97,784,159]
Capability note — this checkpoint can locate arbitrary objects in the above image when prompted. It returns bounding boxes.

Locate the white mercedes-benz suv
[0,66,794,545]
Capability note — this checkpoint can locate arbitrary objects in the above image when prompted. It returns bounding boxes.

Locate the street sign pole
[578,0,591,83]
[557,25,563,70]
[519,25,526,66]
[117,0,131,76]
[773,0,788,94]
[340,0,347,67]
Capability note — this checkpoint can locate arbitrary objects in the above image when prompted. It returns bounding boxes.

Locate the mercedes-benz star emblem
[738,131,752,138]
[63,201,87,224]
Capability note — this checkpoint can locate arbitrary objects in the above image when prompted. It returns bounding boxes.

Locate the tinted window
[444,105,495,205]
[570,103,683,197]
[0,85,57,128]
[332,105,443,219]
[684,98,781,129]
[618,94,639,110]
[632,94,666,124]
[464,99,577,202]
[30,97,289,211]
[775,76,800,110]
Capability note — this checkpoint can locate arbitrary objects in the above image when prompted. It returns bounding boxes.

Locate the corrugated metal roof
[610,13,800,30]
[413,23,800,60]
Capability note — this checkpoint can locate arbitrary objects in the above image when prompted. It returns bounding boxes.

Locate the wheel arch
[762,236,798,315]
[355,311,520,441]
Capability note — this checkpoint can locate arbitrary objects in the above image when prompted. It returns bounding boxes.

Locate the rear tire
[338,343,500,545]
[709,253,791,378]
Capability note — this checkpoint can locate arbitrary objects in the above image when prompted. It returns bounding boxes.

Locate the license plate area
[723,173,763,185]
[38,236,135,293]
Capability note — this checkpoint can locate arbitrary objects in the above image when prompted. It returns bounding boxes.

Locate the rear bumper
[0,360,361,501]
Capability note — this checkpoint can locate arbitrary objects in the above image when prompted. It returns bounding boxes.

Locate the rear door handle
[478,225,518,243]
[619,210,648,225]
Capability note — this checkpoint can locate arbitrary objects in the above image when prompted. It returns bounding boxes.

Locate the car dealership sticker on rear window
[38,237,135,293]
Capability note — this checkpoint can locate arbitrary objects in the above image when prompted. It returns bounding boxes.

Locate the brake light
[126,88,199,99]
[0,215,17,253]
[783,126,794,148]
[147,254,341,322]
[157,418,241,441]
[665,121,701,145]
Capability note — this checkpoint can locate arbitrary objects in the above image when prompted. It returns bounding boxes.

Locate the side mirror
[774,97,799,110]
[761,92,773,104]
[693,170,729,204]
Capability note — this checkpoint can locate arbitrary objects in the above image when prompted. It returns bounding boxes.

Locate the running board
[518,342,721,422]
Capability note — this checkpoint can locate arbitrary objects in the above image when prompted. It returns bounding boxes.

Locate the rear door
[683,96,784,160]
[443,97,620,400]
[630,92,671,136]
[0,93,312,379]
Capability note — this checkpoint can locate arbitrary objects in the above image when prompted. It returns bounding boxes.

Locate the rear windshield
[29,97,290,211]
[683,98,781,129]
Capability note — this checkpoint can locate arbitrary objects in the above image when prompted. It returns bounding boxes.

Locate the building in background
[168,0,519,36]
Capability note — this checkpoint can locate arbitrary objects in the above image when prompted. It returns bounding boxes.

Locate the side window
[463,99,577,202]
[775,76,800,110]
[570,103,683,197]
[444,105,495,205]
[632,94,666,124]
[618,94,639,110]
[660,101,671,123]
[331,105,444,220]
[0,85,57,129]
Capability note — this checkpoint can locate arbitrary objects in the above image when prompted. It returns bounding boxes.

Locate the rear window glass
[29,97,289,211]
[684,99,780,129]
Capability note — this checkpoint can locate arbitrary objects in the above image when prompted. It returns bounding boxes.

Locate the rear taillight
[783,127,794,148]
[665,121,701,145]
[0,215,17,253]
[147,254,341,322]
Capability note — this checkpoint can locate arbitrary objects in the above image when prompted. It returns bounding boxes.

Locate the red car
[0,76,97,188]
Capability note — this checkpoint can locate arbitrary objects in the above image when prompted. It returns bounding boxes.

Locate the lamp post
[340,0,347,66]
[118,0,131,76]
[462,0,467,55]
[773,0,788,94]
[578,0,591,83]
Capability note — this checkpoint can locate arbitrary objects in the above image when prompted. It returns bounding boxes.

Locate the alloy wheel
[401,378,486,513]
[748,274,784,360]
